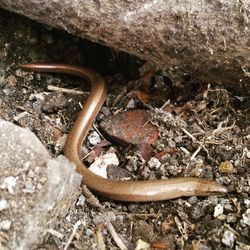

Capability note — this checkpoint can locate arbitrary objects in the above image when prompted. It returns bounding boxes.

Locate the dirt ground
[0,8,249,250]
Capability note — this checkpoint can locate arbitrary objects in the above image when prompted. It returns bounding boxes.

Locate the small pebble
[101,106,111,116]
[29,92,45,101]
[174,135,182,143]
[99,152,119,166]
[219,161,236,173]
[42,92,68,113]
[23,180,34,193]
[93,215,105,226]
[217,214,227,220]
[189,166,203,177]
[244,199,250,208]
[222,230,236,248]
[107,165,132,180]
[89,152,119,178]
[0,199,8,211]
[6,75,17,86]
[3,88,12,96]
[148,157,161,169]
[180,147,190,157]
[0,76,7,88]
[28,170,35,178]
[214,204,224,217]
[1,176,17,194]
[217,176,231,185]
[187,196,198,205]
[13,111,30,122]
[208,195,218,206]
[23,161,30,171]
[24,180,33,190]
[0,220,11,230]
[241,209,250,226]
[88,131,101,146]
[226,213,237,224]
[76,194,86,206]
[85,228,93,236]
[191,204,205,220]
[244,147,250,158]
[126,99,136,109]
[104,211,116,221]
[135,239,150,250]
[37,183,43,190]
[224,200,233,211]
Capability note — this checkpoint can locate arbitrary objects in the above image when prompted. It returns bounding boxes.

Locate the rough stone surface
[0,119,82,249]
[0,0,249,94]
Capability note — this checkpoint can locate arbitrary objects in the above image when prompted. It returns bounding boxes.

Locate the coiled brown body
[20,63,227,202]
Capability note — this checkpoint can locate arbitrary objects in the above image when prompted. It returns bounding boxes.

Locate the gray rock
[0,119,82,250]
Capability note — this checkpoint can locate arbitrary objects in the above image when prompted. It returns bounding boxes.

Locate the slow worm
[19,63,227,202]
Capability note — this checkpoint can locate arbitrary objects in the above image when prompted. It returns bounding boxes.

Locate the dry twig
[47,84,89,95]
[64,220,82,250]
[106,220,128,250]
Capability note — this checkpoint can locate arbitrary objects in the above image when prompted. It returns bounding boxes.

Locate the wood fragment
[47,228,64,239]
[64,220,82,250]
[47,85,89,96]
[96,228,106,250]
[106,220,128,250]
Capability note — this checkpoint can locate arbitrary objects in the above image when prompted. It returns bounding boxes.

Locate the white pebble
[0,199,8,211]
[29,92,45,101]
[85,228,93,236]
[88,131,101,146]
[126,99,136,109]
[135,239,151,250]
[76,194,86,206]
[222,230,236,247]
[0,220,11,230]
[242,209,250,226]
[245,147,250,158]
[89,152,119,178]
[1,176,17,194]
[244,199,250,208]
[23,180,34,193]
[102,152,119,165]
[24,180,33,190]
[214,204,224,217]
[148,157,161,169]
[28,170,35,178]
[13,111,30,122]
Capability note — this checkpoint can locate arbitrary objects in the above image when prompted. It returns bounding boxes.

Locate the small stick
[47,84,89,95]
[174,216,188,241]
[113,107,124,115]
[16,105,36,114]
[106,221,128,250]
[181,127,198,143]
[93,123,106,141]
[96,228,106,250]
[190,146,202,161]
[47,228,64,239]
[160,99,170,110]
[64,220,81,250]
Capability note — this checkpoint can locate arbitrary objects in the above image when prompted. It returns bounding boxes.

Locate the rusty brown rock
[100,110,158,145]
